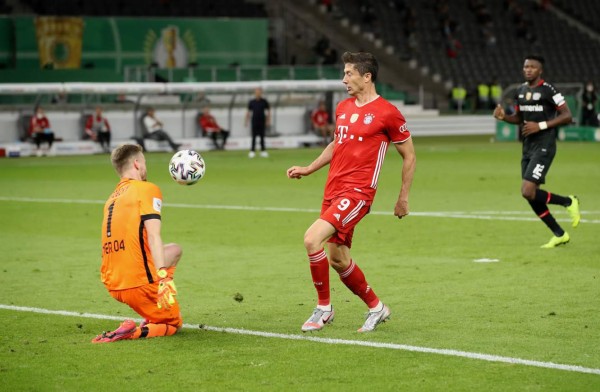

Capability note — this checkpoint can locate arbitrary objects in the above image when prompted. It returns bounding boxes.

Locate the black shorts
[521,142,556,184]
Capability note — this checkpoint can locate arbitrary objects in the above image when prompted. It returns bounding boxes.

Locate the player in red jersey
[287,51,416,332]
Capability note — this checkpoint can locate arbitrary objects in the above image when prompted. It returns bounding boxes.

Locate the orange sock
[130,323,179,339]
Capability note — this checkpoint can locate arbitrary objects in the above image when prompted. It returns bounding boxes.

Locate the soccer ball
[168,149,205,185]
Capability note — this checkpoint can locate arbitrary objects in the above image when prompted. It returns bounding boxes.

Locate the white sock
[369,301,383,313]
[317,304,332,311]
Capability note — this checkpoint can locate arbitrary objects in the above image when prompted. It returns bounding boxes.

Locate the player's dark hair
[525,55,545,67]
[341,51,379,82]
[111,143,143,175]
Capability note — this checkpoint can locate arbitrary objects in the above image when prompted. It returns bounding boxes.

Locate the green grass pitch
[0,135,599,391]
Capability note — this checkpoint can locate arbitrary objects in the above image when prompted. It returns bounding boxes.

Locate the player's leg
[319,197,376,306]
[301,218,336,331]
[328,242,390,332]
[258,126,268,157]
[325,196,390,332]
[131,290,182,340]
[531,188,580,228]
[523,180,566,234]
[153,129,180,152]
[521,148,573,246]
[328,242,379,309]
[93,286,180,343]
[46,132,54,148]
[99,131,110,152]
[97,131,104,150]
[220,129,230,149]
[105,131,112,152]
[522,145,580,227]
[32,133,43,156]
[249,125,257,157]
[210,132,220,150]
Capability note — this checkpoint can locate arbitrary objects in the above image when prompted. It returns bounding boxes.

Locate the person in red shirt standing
[287,51,416,333]
[198,106,230,150]
[29,106,56,156]
[311,100,335,145]
[85,106,112,153]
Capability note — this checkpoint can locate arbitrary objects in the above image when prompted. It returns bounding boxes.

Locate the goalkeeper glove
[157,268,177,309]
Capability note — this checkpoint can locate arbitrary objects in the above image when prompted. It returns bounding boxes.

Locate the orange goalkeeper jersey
[100,178,163,290]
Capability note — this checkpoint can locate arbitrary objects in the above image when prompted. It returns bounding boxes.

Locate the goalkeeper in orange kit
[92,144,183,343]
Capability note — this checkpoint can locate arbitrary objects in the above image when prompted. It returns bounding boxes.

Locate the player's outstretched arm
[393,138,416,219]
[286,141,335,179]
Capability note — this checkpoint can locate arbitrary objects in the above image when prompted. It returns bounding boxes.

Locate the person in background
[450,84,467,111]
[475,81,490,111]
[310,100,334,145]
[29,106,55,157]
[140,107,181,152]
[244,88,271,158]
[198,106,230,150]
[286,51,416,333]
[85,106,112,153]
[581,81,598,126]
[92,144,183,343]
[493,54,580,248]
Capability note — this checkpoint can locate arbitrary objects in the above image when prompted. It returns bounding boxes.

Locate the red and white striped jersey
[324,96,411,202]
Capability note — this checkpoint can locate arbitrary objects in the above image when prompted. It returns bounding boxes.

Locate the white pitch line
[0,196,598,224]
[1,304,599,376]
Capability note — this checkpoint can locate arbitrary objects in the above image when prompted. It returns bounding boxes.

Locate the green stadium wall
[4,16,267,75]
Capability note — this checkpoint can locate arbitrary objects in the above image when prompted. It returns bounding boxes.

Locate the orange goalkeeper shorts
[110,283,182,328]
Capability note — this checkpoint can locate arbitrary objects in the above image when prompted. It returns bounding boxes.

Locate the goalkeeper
[93,144,183,343]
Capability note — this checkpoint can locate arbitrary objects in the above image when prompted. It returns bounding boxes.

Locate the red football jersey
[199,114,220,133]
[311,109,330,127]
[29,116,50,136]
[324,96,411,202]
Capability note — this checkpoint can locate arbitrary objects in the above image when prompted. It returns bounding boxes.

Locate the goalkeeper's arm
[145,219,177,309]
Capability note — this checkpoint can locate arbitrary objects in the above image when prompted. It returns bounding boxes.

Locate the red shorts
[110,283,182,328]
[320,196,371,248]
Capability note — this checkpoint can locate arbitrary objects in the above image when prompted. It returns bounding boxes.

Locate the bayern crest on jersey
[364,113,375,124]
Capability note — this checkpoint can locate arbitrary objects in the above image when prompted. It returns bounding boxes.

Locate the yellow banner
[35,17,84,69]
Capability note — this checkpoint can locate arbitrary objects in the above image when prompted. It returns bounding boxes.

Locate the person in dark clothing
[581,81,598,126]
[493,55,580,248]
[244,88,271,158]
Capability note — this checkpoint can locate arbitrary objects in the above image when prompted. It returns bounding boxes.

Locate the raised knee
[303,232,322,254]
[521,189,535,200]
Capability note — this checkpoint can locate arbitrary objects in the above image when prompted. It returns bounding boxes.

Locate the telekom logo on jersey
[336,125,364,144]
[337,125,349,143]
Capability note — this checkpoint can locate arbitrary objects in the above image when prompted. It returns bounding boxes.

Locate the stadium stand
[0,0,597,148]
[551,0,600,33]
[327,0,600,90]
[19,0,267,17]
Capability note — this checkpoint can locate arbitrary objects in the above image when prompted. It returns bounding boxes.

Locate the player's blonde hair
[111,144,143,175]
